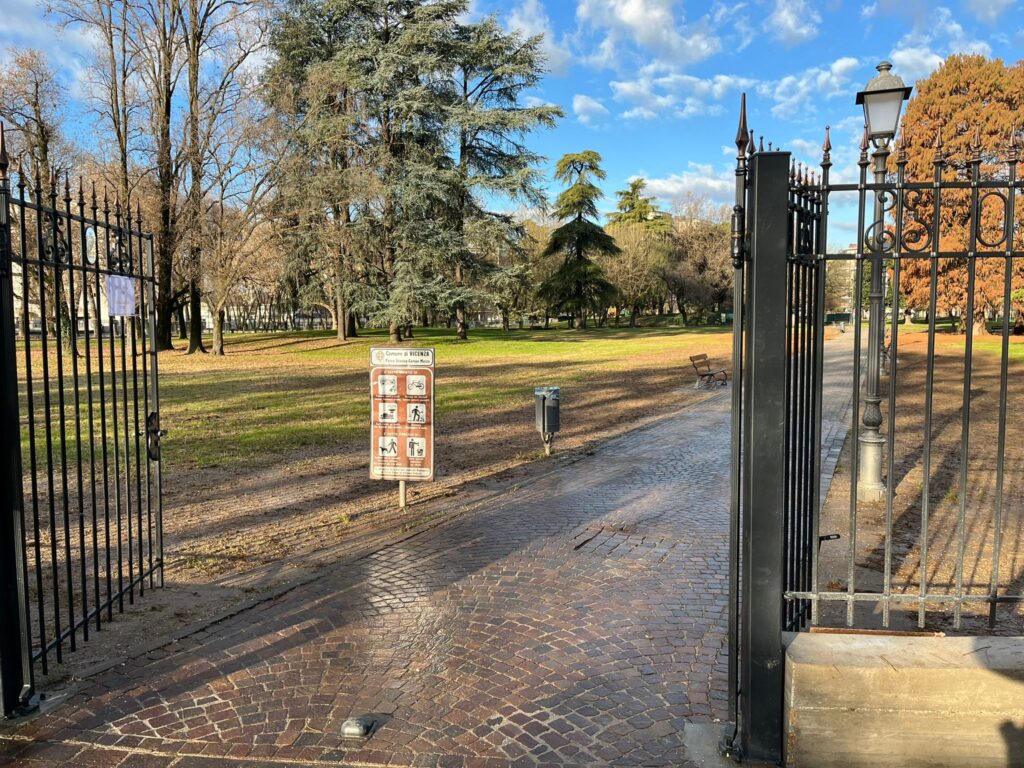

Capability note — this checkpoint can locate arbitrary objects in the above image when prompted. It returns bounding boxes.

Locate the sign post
[370,348,435,505]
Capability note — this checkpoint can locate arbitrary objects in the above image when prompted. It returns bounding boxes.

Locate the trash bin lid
[534,386,560,397]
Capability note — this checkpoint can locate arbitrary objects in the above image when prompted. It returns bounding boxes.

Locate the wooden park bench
[689,354,729,388]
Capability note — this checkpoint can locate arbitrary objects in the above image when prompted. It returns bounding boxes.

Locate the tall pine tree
[447,16,562,340]
[538,151,618,329]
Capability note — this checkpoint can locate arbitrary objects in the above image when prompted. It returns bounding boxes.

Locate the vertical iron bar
[883,149,907,629]
[953,142,981,629]
[145,238,163,587]
[989,150,1016,628]
[811,133,833,626]
[50,177,76,653]
[96,192,113,620]
[724,100,748,756]
[17,169,45,673]
[81,188,101,632]
[126,209,144,597]
[64,180,88,644]
[919,140,944,628]
[34,171,62,663]
[847,142,870,627]
[106,203,124,614]
[0,127,35,716]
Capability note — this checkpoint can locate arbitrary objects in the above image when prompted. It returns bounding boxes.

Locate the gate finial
[970,125,982,163]
[736,93,749,156]
[933,126,945,162]
[0,123,8,180]
[747,130,754,156]
[821,126,832,169]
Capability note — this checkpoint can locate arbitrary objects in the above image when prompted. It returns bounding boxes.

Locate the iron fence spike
[747,130,754,156]
[822,125,832,154]
[859,126,869,151]
[759,136,764,152]
[736,93,749,154]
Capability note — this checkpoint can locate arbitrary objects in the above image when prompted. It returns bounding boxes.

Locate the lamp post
[855,61,912,502]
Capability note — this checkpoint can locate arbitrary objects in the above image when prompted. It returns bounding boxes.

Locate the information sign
[369,347,434,482]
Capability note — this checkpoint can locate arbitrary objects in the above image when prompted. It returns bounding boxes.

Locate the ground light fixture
[855,61,912,148]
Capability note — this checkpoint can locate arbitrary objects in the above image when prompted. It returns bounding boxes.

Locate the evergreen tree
[608,178,671,232]
[448,16,562,340]
[537,151,618,329]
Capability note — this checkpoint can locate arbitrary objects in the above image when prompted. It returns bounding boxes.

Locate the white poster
[107,275,136,317]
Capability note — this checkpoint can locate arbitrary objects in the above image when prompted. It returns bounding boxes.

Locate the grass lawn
[154,324,733,471]
[15,323,734,588]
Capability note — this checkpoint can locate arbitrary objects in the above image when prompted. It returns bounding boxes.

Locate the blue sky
[3,0,1023,222]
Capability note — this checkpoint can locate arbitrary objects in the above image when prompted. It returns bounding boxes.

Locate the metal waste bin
[534,387,560,455]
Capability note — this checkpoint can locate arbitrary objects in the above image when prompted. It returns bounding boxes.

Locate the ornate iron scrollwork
[42,211,70,264]
[900,189,934,253]
[108,231,131,274]
[976,191,1010,249]
[864,189,897,254]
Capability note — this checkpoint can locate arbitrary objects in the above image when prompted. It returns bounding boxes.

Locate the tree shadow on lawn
[155,382,708,561]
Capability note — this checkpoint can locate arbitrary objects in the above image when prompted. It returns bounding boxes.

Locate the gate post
[0,126,34,718]
[740,150,790,761]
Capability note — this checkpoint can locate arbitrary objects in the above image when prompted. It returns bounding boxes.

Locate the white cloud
[609,65,755,120]
[759,57,860,118]
[861,3,878,19]
[576,0,720,70]
[766,0,821,46]
[643,162,734,207]
[572,93,609,125]
[888,46,945,84]
[965,0,1015,23]
[886,6,992,86]
[507,0,572,75]
[524,95,558,108]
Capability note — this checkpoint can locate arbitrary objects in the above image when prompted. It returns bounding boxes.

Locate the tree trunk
[629,304,638,328]
[455,263,468,341]
[177,302,188,339]
[420,308,429,328]
[614,304,622,326]
[389,321,401,343]
[212,308,225,356]
[501,309,509,331]
[186,278,206,354]
[405,322,413,339]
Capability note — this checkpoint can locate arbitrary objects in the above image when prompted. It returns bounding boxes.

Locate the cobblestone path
[0,339,854,768]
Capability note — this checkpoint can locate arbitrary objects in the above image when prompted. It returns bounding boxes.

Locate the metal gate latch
[146,412,167,461]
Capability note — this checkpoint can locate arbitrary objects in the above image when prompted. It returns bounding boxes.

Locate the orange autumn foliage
[894,54,1024,333]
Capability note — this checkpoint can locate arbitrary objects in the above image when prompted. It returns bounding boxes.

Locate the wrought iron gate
[726,94,1024,762]
[0,127,164,717]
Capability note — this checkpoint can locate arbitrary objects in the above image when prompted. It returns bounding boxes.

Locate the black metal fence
[727,95,1024,761]
[0,127,163,716]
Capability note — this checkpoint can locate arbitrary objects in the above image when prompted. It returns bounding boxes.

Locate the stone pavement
[0,339,854,768]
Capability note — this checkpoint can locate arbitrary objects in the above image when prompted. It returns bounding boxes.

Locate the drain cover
[341,716,374,739]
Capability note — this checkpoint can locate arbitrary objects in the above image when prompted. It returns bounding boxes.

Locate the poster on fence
[106,275,136,317]
[369,347,434,482]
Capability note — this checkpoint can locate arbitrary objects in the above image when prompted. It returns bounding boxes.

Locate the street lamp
[856,62,912,148]
[855,61,911,503]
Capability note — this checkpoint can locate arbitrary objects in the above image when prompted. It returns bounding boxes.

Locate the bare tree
[0,48,75,178]
[178,0,268,354]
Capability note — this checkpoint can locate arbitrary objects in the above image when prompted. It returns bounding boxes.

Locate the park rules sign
[369,347,435,482]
